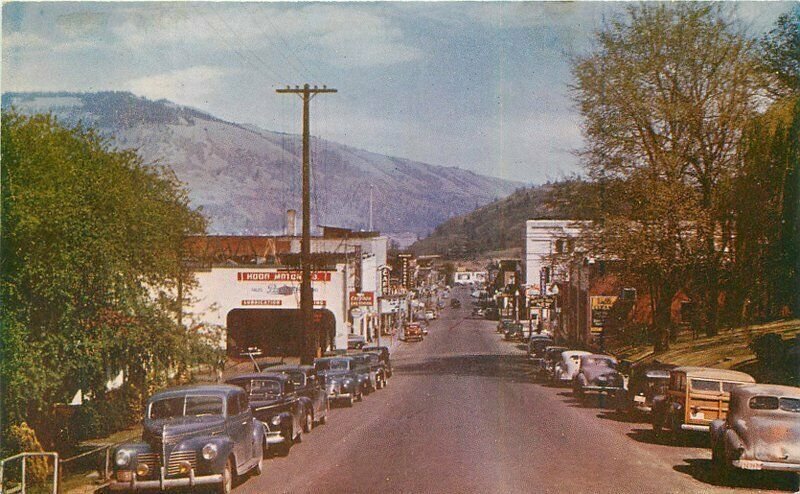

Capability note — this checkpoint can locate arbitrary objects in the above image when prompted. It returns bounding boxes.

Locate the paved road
[235,289,798,494]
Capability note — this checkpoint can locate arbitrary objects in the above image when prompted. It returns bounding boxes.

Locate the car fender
[709,419,726,446]
[179,435,235,473]
[723,428,746,459]
[297,396,313,417]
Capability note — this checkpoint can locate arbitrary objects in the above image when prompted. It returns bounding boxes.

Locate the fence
[0,452,59,494]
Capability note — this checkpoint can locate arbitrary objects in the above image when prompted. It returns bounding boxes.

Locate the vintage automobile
[710,384,800,476]
[450,299,461,309]
[225,373,304,457]
[425,309,437,320]
[313,356,364,406]
[541,346,568,378]
[503,322,526,342]
[361,351,389,389]
[109,385,265,494]
[347,333,367,350]
[349,353,379,393]
[266,364,329,429]
[573,354,626,400]
[527,334,555,372]
[625,362,676,415]
[652,366,755,441]
[553,350,592,385]
[404,323,424,342]
[362,345,392,378]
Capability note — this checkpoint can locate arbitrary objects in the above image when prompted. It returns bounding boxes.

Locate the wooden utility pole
[277,84,337,364]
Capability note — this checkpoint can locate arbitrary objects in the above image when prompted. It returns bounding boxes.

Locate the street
[234,290,798,494]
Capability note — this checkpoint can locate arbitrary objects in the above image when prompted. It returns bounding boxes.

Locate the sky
[2,1,793,183]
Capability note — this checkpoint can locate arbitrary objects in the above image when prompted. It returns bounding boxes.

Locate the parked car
[652,366,755,441]
[527,335,555,372]
[347,333,367,350]
[362,345,393,378]
[710,384,800,477]
[573,354,625,401]
[361,351,389,389]
[404,323,424,342]
[625,362,676,415]
[266,364,329,429]
[497,319,514,334]
[424,310,437,320]
[542,346,569,378]
[109,385,265,494]
[313,356,363,406]
[503,322,525,342]
[450,299,461,309]
[553,350,592,385]
[225,373,304,457]
[349,353,379,393]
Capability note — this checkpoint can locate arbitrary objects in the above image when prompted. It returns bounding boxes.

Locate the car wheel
[357,390,364,402]
[279,431,293,456]
[669,415,682,444]
[320,409,328,425]
[346,394,354,407]
[217,457,234,494]
[303,411,313,433]
[254,442,264,476]
[711,445,733,482]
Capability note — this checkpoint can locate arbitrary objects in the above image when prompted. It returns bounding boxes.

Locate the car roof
[732,384,800,399]
[562,350,592,358]
[315,356,353,362]
[266,364,312,373]
[149,384,241,401]
[226,372,291,383]
[673,366,756,382]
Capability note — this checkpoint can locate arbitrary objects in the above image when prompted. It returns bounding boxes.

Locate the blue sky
[2,2,793,183]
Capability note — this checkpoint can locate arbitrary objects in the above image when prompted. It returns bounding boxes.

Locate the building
[523,220,586,293]
[452,270,487,286]
[183,224,389,359]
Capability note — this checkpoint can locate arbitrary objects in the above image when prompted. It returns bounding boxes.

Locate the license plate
[633,395,646,403]
[737,460,762,470]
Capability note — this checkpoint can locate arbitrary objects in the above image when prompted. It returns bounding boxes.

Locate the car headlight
[202,443,218,461]
[270,415,282,426]
[115,450,132,467]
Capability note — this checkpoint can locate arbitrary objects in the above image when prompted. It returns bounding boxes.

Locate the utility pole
[369,184,374,231]
[277,84,337,364]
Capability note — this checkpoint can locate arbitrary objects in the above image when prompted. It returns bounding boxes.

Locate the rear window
[691,379,720,392]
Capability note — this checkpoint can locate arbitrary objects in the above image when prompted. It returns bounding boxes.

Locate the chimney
[286,209,297,236]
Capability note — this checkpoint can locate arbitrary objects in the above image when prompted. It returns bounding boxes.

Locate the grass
[622,318,800,370]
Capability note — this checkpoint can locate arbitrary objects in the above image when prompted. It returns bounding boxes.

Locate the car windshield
[320,359,350,371]
[585,357,615,368]
[247,379,281,398]
[749,396,800,412]
[149,395,224,419]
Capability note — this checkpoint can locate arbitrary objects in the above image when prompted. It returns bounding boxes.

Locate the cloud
[126,65,227,107]
[3,31,49,50]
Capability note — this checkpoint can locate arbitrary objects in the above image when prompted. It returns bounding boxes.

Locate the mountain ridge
[2,91,522,238]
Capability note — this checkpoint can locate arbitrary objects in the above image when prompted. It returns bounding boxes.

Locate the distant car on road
[710,384,800,478]
[503,322,525,342]
[226,373,305,457]
[361,351,389,389]
[347,333,366,350]
[313,356,363,407]
[553,350,592,385]
[349,353,379,393]
[652,366,755,442]
[424,310,437,320]
[572,354,625,401]
[527,334,555,370]
[541,346,568,379]
[404,323,424,342]
[109,385,265,494]
[450,299,461,309]
[362,345,393,378]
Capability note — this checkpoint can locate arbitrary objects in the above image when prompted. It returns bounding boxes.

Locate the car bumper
[582,385,624,392]
[109,470,223,491]
[732,460,800,472]
[328,391,352,400]
[266,431,285,445]
[680,423,710,432]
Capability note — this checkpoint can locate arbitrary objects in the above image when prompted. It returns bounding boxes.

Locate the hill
[2,92,521,237]
[410,183,572,257]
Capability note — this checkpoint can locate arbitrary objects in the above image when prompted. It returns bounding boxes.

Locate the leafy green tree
[1,111,211,450]
[572,3,769,339]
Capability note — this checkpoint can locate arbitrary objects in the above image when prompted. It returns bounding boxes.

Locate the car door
[226,391,248,469]
[238,392,255,462]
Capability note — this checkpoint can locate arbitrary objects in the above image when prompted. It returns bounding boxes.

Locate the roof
[673,366,756,382]
[562,350,592,357]
[226,373,290,383]
[732,384,800,399]
[149,384,241,400]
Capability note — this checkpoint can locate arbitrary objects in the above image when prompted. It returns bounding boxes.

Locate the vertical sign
[590,296,618,334]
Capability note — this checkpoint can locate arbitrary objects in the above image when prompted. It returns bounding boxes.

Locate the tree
[1,112,212,450]
[572,3,768,339]
[761,5,800,92]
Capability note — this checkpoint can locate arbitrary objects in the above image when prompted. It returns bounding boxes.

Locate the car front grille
[167,451,197,477]
[136,453,159,477]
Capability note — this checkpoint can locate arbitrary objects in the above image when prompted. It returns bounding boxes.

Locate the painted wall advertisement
[590,296,618,334]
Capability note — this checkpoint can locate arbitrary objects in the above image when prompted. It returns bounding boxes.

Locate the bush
[5,422,50,484]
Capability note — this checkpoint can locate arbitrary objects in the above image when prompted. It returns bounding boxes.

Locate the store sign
[241,299,326,307]
[349,291,375,307]
[237,271,332,282]
[590,296,618,334]
[528,295,555,309]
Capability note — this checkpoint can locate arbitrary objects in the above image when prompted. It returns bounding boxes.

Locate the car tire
[711,445,733,482]
[346,394,354,407]
[303,411,313,433]
[357,390,364,402]
[217,457,234,494]
[320,409,328,425]
[278,431,293,456]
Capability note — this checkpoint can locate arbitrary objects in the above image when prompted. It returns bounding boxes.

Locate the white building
[524,220,586,293]
[453,271,488,285]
